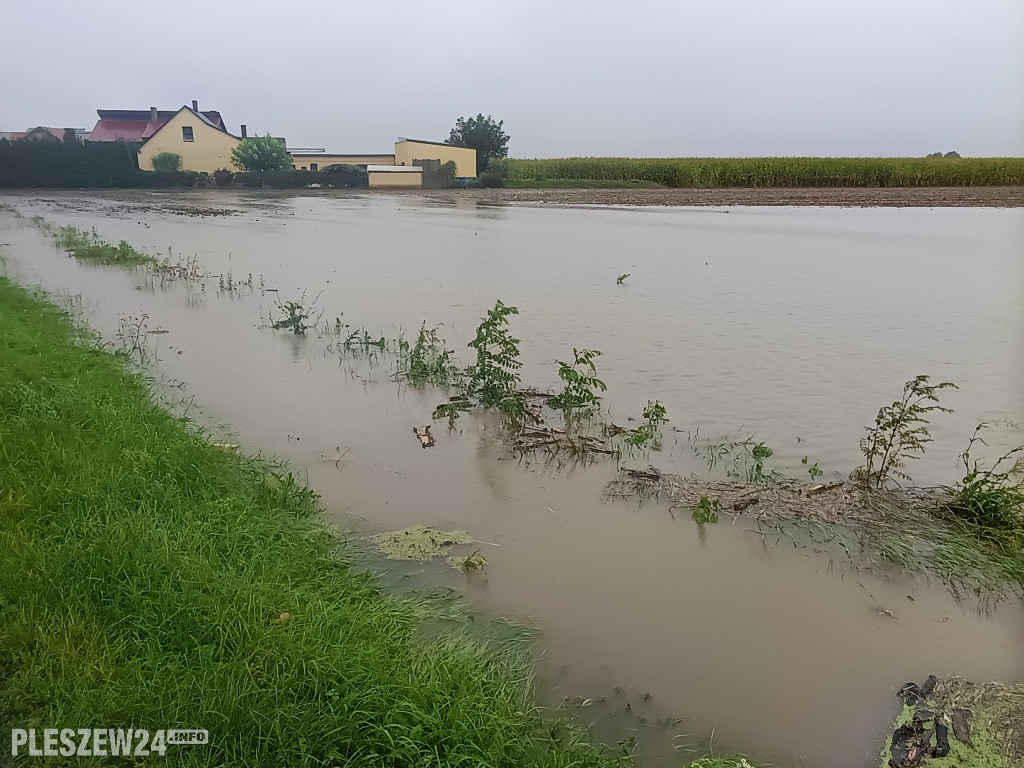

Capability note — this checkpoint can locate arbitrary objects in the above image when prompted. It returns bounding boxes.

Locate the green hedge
[0,139,142,187]
[0,141,369,190]
[0,140,207,188]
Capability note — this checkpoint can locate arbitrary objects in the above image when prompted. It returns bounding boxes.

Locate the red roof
[88,108,226,142]
[88,119,158,142]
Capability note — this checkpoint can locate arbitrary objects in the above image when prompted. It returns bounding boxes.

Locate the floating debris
[883,675,1024,768]
[605,466,944,523]
[412,425,435,448]
[513,426,614,456]
[447,549,488,572]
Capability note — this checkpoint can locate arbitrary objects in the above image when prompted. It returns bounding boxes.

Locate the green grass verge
[492,157,1024,188]
[0,276,623,767]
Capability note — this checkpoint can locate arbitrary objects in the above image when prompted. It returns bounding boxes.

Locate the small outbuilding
[367,165,424,188]
[290,153,396,171]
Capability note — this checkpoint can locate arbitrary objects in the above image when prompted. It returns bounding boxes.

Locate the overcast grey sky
[3,0,1022,157]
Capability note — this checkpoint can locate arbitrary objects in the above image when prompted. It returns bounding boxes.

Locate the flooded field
[2,190,1022,768]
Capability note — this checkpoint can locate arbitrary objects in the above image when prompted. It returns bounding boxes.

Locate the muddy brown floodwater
[2,190,1023,768]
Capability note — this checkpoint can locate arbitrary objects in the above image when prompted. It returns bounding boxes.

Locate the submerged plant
[941,422,1024,555]
[547,348,606,434]
[623,400,669,450]
[851,375,957,488]
[271,292,320,336]
[115,313,153,364]
[747,441,774,483]
[801,456,824,481]
[466,300,522,407]
[397,323,460,386]
[343,328,387,351]
[448,549,488,573]
[433,398,473,430]
[692,495,719,524]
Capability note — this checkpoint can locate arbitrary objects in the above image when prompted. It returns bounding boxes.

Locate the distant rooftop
[396,137,470,150]
[90,104,226,142]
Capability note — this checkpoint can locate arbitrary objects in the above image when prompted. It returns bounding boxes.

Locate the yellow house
[394,139,477,178]
[289,153,396,171]
[138,106,240,173]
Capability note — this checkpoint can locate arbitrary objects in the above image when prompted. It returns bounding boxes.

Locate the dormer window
[182,127,194,142]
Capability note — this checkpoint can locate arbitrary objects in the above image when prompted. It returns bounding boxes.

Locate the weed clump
[271,292,321,335]
[852,375,957,488]
[396,323,460,387]
[548,348,606,434]
[466,299,523,409]
[433,300,527,428]
[692,496,719,524]
[54,225,155,267]
[941,423,1024,556]
[621,400,669,451]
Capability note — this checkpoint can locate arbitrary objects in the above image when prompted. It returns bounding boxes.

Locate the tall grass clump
[396,322,461,386]
[493,157,1024,188]
[0,277,622,768]
[52,224,156,267]
[941,423,1024,556]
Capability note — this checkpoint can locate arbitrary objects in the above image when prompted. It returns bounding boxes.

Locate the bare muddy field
[412,185,1024,208]
[1,191,1022,768]
[11,185,1024,218]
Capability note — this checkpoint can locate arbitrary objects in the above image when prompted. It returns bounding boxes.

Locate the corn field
[491,157,1024,187]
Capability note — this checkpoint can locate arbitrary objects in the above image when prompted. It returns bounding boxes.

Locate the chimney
[150,106,158,123]
[240,124,247,138]
[192,99,198,112]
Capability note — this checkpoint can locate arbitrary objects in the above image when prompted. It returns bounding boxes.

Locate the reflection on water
[2,191,1022,768]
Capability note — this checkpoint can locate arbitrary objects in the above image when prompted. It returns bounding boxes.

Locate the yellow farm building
[290,154,395,171]
[291,139,477,187]
[394,139,476,178]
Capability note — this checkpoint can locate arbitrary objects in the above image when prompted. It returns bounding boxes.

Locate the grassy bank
[0,277,625,767]
[492,157,1024,188]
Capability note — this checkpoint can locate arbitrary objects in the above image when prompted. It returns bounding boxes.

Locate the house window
[310,163,318,171]
[182,126,194,142]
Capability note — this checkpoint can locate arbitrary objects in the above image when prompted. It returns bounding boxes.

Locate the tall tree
[231,134,291,172]
[447,114,509,174]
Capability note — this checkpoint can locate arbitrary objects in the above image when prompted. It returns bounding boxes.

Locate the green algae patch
[880,677,1024,768]
[931,677,1024,768]
[372,525,473,561]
